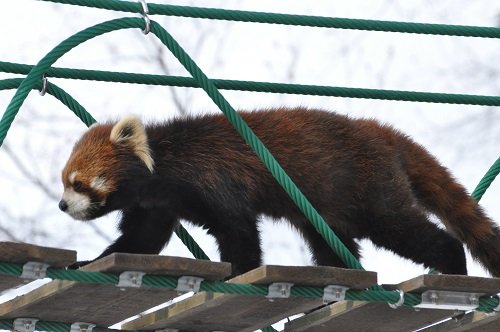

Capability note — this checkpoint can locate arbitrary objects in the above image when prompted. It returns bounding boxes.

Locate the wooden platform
[0,242,75,292]
[122,265,377,332]
[0,252,231,326]
[284,274,500,332]
[0,242,499,332]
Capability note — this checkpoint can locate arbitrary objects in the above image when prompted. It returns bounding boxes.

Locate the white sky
[0,0,499,300]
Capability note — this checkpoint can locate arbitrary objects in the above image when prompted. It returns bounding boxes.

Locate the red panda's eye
[73,181,83,192]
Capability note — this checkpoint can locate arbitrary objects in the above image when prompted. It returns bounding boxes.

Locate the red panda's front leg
[205,215,262,277]
[70,205,178,269]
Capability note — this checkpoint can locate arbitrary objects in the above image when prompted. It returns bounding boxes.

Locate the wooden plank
[123,265,377,332]
[0,241,76,267]
[0,242,76,292]
[83,253,230,280]
[284,274,500,332]
[394,274,500,295]
[0,253,231,326]
[418,311,500,332]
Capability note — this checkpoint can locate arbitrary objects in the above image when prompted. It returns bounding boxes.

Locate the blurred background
[0,0,499,287]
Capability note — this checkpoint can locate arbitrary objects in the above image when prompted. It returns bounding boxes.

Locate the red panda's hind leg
[208,215,263,277]
[299,223,360,268]
[368,207,467,275]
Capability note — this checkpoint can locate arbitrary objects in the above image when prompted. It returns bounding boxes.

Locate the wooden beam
[0,253,231,326]
[123,265,377,332]
[417,311,500,332]
[284,274,500,332]
[0,242,76,292]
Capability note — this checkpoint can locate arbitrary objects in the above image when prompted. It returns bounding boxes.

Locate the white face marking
[90,176,108,191]
[61,188,92,220]
[68,171,78,184]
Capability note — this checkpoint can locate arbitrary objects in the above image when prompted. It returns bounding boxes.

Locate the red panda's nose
[59,200,68,212]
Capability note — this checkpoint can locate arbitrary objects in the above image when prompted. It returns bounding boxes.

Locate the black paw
[67,260,92,270]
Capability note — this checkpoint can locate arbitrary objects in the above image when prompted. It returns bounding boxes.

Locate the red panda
[59,107,500,277]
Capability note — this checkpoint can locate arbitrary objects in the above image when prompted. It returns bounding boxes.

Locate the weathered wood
[418,311,500,332]
[0,253,231,326]
[393,274,500,295]
[284,274,500,332]
[0,242,76,292]
[84,253,230,280]
[123,265,377,332]
[0,242,76,267]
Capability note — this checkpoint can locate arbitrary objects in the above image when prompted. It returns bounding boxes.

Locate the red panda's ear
[110,116,154,173]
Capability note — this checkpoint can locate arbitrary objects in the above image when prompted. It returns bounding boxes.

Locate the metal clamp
[267,282,294,299]
[138,0,150,34]
[39,75,49,96]
[494,296,500,312]
[117,271,145,288]
[70,322,96,332]
[13,318,38,332]
[388,290,405,309]
[21,261,49,280]
[415,290,483,311]
[323,285,349,303]
[176,276,204,293]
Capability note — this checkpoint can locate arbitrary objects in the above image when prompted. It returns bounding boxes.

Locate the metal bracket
[70,322,96,332]
[21,261,49,280]
[323,285,349,303]
[415,290,483,311]
[117,271,145,288]
[267,282,294,299]
[176,276,204,293]
[13,318,38,332]
[493,296,500,312]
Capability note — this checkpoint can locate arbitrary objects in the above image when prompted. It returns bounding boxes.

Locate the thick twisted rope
[0,16,361,271]
[0,78,208,261]
[2,61,500,106]
[0,9,498,328]
[41,0,500,38]
[1,261,499,312]
[472,157,500,201]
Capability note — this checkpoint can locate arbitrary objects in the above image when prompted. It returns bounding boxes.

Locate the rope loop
[39,75,49,96]
[388,290,405,309]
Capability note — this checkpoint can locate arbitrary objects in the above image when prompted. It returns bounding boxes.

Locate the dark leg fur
[299,223,360,268]
[369,208,467,275]
[207,216,262,277]
[70,206,178,269]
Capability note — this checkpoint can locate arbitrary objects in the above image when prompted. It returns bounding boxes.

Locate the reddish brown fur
[62,124,119,198]
[60,107,500,276]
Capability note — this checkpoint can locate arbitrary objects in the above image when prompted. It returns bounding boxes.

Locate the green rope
[0,78,95,126]
[0,78,208,261]
[148,19,364,270]
[0,18,144,147]
[174,224,210,260]
[41,0,500,38]
[2,61,500,106]
[0,320,12,331]
[471,157,500,201]
[0,9,498,328]
[0,16,362,269]
[1,262,499,312]
[46,268,119,285]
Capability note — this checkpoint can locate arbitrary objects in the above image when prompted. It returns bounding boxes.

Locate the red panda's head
[59,116,154,220]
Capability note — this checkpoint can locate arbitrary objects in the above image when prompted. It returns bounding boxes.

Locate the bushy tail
[402,141,500,277]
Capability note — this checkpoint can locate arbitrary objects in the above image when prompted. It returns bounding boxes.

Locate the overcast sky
[0,0,499,290]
